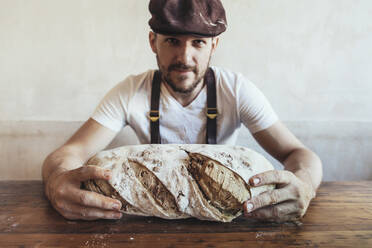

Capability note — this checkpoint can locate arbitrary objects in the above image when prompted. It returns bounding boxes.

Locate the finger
[244,187,294,213]
[244,201,300,222]
[249,170,294,187]
[77,207,123,221]
[56,202,123,220]
[249,212,301,223]
[71,165,111,182]
[69,188,122,211]
[63,210,123,221]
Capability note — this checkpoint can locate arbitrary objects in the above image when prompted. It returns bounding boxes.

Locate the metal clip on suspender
[206,108,218,119]
[149,110,160,122]
[150,68,217,144]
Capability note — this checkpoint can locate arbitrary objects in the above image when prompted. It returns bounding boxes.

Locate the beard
[156,55,211,94]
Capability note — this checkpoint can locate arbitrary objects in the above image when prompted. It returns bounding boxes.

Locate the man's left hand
[243,170,316,222]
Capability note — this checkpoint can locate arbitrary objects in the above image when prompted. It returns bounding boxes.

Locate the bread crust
[83,144,275,222]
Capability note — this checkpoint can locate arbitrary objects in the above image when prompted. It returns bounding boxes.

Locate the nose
[175,43,193,65]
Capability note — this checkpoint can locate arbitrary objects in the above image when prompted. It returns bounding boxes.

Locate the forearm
[282,148,323,192]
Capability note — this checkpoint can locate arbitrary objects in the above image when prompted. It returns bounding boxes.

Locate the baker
[42,0,322,222]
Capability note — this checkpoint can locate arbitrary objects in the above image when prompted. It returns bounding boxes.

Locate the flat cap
[149,0,227,37]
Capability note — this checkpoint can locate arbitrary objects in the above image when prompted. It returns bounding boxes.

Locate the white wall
[1,0,372,180]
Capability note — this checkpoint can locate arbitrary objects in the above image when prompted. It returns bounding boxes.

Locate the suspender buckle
[206,108,218,120]
[149,110,160,122]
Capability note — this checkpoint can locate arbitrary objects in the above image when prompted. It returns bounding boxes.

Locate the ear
[149,31,158,54]
[210,36,220,55]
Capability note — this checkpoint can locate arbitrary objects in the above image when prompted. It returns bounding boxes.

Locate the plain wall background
[1,0,372,180]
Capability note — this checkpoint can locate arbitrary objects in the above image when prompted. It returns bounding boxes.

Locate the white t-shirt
[91,66,278,145]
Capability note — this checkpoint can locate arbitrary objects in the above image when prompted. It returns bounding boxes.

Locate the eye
[165,38,179,45]
[193,40,207,47]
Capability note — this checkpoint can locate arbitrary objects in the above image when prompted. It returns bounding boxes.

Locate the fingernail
[104,170,111,179]
[114,213,122,219]
[246,202,254,212]
[112,203,121,210]
[253,178,260,186]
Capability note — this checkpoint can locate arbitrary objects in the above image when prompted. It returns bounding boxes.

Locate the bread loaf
[83,144,275,222]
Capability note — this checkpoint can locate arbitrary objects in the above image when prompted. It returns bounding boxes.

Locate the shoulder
[211,66,240,82]
[210,66,251,88]
[99,70,155,106]
[115,69,155,92]
[210,66,254,95]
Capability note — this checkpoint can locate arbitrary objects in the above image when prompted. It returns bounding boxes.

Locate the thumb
[71,165,111,182]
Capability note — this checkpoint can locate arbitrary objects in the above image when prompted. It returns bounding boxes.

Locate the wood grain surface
[0,181,371,247]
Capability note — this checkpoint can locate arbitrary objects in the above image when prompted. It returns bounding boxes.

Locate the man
[42,0,322,222]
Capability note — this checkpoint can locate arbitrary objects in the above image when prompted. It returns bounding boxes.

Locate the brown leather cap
[149,0,227,37]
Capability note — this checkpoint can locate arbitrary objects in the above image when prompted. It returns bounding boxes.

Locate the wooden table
[0,181,371,247]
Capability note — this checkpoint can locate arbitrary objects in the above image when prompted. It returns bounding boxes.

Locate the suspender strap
[150,68,217,144]
[205,68,217,144]
[150,70,162,144]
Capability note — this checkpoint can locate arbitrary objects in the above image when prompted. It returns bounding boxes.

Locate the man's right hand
[45,165,123,220]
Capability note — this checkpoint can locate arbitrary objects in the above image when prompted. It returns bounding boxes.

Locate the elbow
[283,147,323,171]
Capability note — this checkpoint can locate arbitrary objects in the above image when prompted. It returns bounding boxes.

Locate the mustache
[168,63,196,72]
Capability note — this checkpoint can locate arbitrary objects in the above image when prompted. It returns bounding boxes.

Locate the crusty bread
[83,144,275,222]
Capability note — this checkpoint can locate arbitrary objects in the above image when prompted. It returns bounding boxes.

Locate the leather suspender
[149,70,162,144]
[205,68,217,144]
[149,68,217,144]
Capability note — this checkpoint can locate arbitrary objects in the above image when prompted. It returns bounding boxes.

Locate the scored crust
[84,178,146,215]
[83,144,275,222]
[187,152,251,217]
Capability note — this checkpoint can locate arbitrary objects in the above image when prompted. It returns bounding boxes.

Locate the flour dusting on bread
[84,144,275,222]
